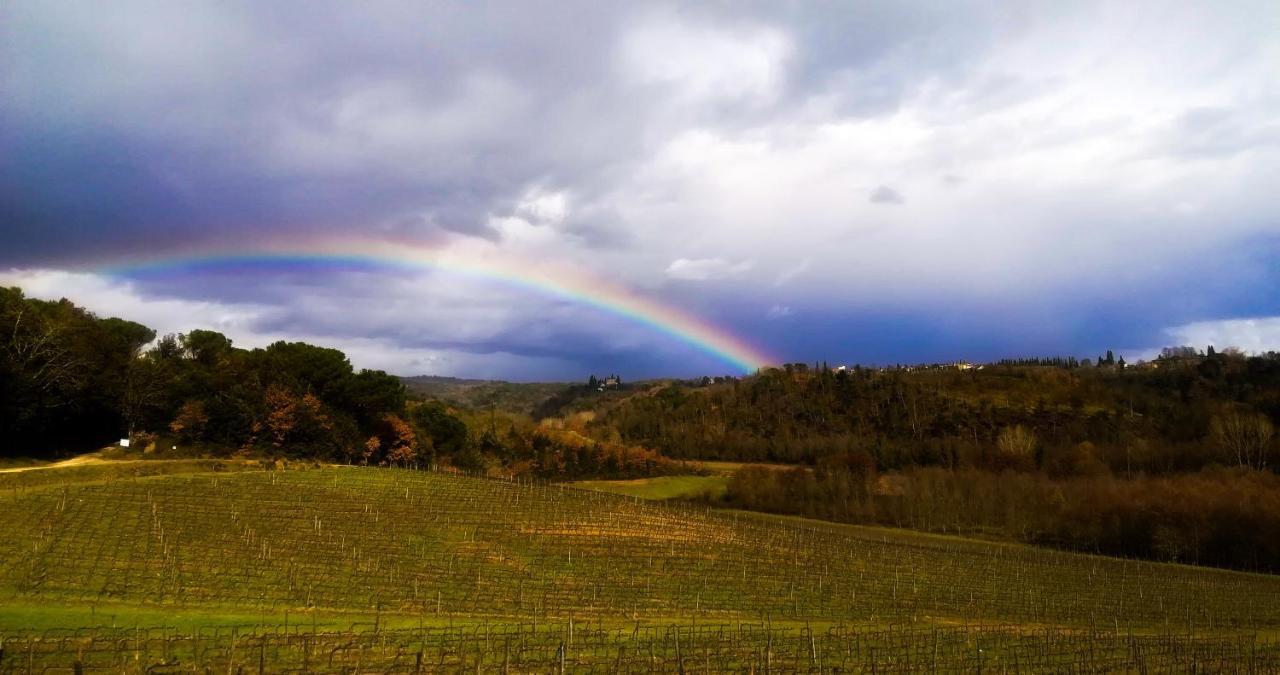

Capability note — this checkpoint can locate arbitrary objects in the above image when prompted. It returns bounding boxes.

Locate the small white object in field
[172,445,177,450]
[119,438,130,448]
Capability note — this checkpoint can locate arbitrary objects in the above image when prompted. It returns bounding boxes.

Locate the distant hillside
[594,357,1280,468]
[400,374,571,415]
[401,374,672,420]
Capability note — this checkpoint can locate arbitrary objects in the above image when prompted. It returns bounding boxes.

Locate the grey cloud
[869,185,905,205]
[4,1,1280,378]
[1166,106,1280,159]
[0,1,1006,265]
[1,2,639,259]
[559,215,635,248]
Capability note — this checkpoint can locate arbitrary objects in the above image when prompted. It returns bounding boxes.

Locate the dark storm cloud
[249,303,623,361]
[3,1,1279,377]
[0,0,996,265]
[1,1,628,260]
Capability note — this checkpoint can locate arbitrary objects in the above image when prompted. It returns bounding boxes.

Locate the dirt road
[0,453,110,474]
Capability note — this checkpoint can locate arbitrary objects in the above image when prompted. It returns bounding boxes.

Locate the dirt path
[0,452,110,474]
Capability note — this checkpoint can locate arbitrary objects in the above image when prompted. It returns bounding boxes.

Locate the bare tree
[997,425,1037,460]
[1212,408,1275,470]
[2,303,85,409]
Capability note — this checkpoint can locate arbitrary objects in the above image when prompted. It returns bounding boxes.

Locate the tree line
[1,287,686,481]
[2,287,411,459]
[722,460,1280,571]
[596,357,1279,473]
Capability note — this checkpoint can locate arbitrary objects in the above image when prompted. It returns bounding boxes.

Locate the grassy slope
[0,457,50,471]
[565,460,799,501]
[2,463,1279,631]
[5,462,1280,670]
[569,475,730,500]
[0,458,264,493]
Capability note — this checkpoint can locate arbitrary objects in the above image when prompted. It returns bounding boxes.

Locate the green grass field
[1,462,1278,671]
[569,474,730,500]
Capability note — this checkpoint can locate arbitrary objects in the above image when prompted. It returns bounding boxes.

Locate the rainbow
[93,239,774,373]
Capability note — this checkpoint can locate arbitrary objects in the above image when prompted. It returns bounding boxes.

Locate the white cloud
[774,258,811,287]
[514,187,569,226]
[1165,316,1280,355]
[0,269,270,339]
[488,215,559,247]
[618,12,792,107]
[664,257,753,281]
[577,3,1280,307]
[766,304,793,320]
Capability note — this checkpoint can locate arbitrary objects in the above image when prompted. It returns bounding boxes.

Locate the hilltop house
[591,374,621,392]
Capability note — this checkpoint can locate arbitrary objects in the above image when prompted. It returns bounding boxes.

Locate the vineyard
[2,463,1280,672]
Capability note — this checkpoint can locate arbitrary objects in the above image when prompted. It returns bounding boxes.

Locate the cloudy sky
[3,1,1279,379]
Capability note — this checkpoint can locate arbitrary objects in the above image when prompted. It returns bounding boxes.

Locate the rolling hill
[2,461,1279,671]
[400,375,572,416]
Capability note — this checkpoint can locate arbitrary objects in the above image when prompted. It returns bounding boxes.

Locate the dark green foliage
[343,369,408,428]
[0,287,154,454]
[0,289,405,459]
[181,329,233,366]
[254,341,355,401]
[0,288,679,478]
[410,400,469,459]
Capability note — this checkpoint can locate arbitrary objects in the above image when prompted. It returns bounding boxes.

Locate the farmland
[568,475,729,501]
[564,461,800,501]
[2,462,1280,671]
